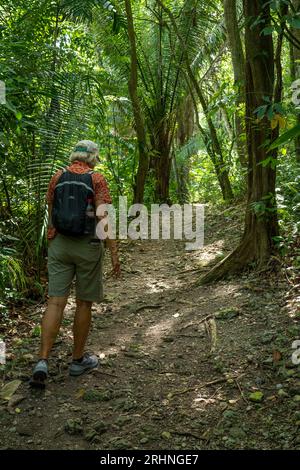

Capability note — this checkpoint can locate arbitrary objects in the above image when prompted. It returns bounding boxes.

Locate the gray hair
[70,140,99,167]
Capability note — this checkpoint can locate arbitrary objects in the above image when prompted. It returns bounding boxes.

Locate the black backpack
[52,169,95,237]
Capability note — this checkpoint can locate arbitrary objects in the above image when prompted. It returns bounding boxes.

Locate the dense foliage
[1,0,300,312]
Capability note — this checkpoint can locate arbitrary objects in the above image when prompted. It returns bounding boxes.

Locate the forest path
[0,206,299,450]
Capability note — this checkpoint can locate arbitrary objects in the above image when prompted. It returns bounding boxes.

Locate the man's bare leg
[39,296,68,359]
[72,299,92,360]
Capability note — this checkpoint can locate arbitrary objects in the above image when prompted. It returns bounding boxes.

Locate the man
[30,140,120,388]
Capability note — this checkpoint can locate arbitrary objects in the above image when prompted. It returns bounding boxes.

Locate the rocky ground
[0,205,300,450]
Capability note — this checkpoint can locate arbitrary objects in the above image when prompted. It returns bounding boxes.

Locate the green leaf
[249,391,264,403]
[288,18,300,29]
[255,105,267,119]
[269,124,300,151]
[261,26,275,36]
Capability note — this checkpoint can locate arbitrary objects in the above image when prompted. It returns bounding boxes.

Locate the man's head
[70,140,99,168]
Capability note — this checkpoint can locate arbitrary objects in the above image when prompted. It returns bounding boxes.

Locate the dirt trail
[0,207,299,450]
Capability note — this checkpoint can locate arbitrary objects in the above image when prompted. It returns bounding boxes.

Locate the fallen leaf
[0,380,22,401]
[273,350,282,363]
[75,389,85,399]
[8,394,25,408]
[249,391,264,403]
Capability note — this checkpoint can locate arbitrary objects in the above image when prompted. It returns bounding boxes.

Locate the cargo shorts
[47,233,104,303]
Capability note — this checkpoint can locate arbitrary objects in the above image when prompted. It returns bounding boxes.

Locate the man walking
[30,140,120,388]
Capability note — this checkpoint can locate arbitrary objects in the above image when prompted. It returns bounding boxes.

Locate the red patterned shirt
[46,160,112,239]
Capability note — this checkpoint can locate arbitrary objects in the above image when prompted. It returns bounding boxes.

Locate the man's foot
[29,359,48,389]
[69,353,98,376]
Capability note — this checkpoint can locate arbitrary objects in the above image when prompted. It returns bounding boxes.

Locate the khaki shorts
[48,234,104,303]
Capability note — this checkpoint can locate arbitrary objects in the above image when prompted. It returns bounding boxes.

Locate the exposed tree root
[200,236,281,285]
[199,240,255,284]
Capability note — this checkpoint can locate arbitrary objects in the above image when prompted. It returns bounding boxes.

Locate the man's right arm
[93,174,121,278]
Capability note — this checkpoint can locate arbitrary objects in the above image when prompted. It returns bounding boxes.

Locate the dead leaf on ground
[0,380,22,401]
[273,350,282,363]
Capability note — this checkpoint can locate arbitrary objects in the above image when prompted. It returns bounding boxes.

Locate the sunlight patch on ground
[192,387,227,411]
[144,316,179,351]
[196,240,226,265]
[145,279,174,293]
[94,332,133,358]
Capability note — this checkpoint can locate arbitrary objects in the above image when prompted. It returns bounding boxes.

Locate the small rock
[115,416,131,427]
[84,428,98,442]
[112,439,132,450]
[64,418,83,435]
[140,437,149,444]
[17,426,33,437]
[94,421,108,434]
[255,377,265,386]
[277,389,289,398]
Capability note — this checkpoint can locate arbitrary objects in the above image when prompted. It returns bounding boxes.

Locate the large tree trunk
[174,94,194,204]
[223,0,247,168]
[153,128,172,203]
[155,157,172,203]
[201,0,281,283]
[124,0,149,204]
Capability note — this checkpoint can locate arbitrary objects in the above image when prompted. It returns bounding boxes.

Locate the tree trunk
[187,79,234,202]
[223,0,247,168]
[155,155,172,203]
[124,0,149,204]
[196,87,234,202]
[291,0,300,163]
[156,0,234,202]
[201,0,281,283]
[174,95,194,204]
